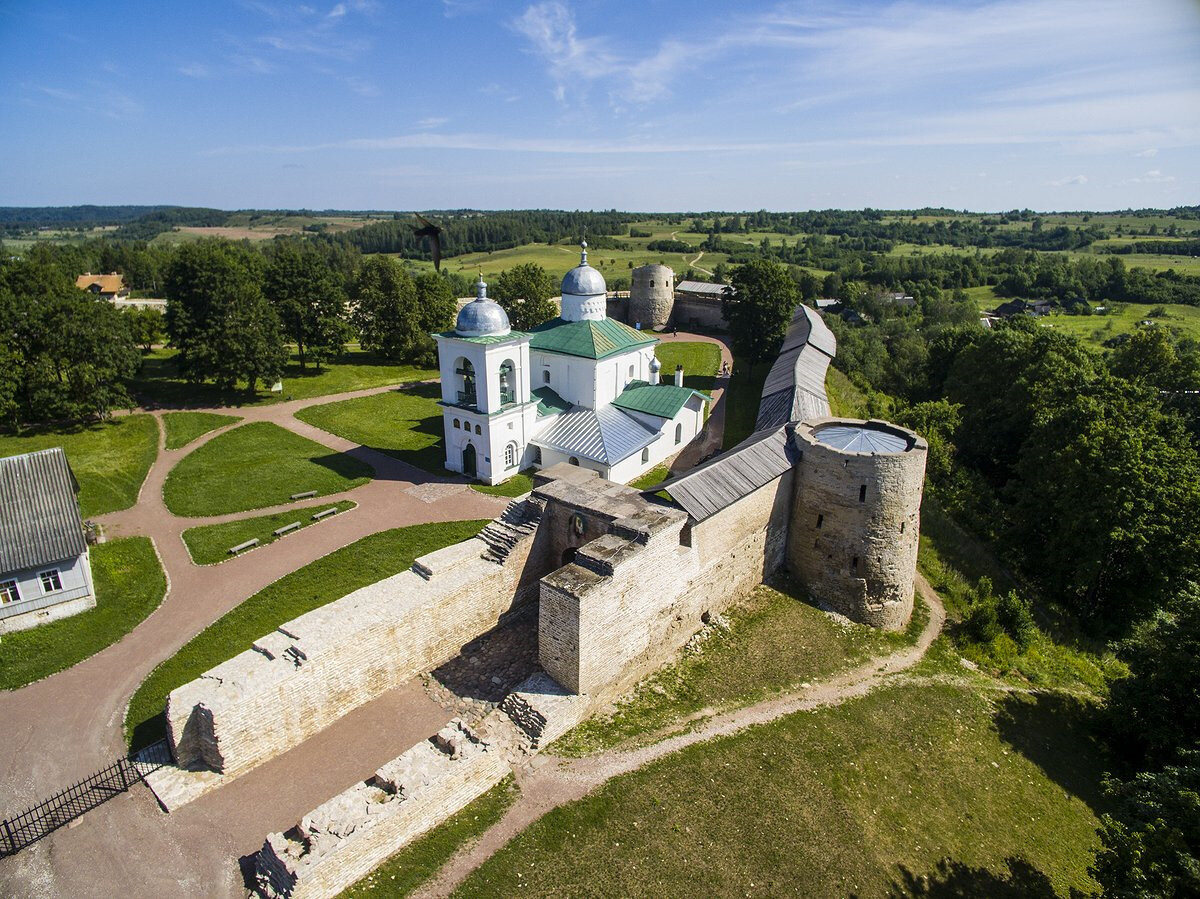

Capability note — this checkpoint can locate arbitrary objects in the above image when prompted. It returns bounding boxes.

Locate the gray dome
[648,356,662,372]
[456,277,511,337]
[561,240,607,296]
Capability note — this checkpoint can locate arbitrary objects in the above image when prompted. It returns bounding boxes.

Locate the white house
[0,447,96,634]
[434,243,710,486]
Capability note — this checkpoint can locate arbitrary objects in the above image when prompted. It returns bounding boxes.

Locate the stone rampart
[788,419,927,630]
[167,503,546,777]
[673,296,727,330]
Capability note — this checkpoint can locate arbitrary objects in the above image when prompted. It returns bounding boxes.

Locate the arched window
[542,369,551,384]
[628,364,635,380]
[499,359,516,405]
[456,357,476,407]
[504,442,517,468]
[475,424,482,435]
[641,447,649,463]
[532,446,542,464]
[675,423,683,444]
[452,418,460,429]
[568,456,579,466]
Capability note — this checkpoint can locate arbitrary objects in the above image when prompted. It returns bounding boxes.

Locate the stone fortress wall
[150,303,926,897]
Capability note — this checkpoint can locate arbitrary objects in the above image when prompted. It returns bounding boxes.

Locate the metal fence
[0,740,172,857]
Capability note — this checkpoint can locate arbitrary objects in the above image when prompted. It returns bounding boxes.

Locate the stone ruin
[149,304,927,898]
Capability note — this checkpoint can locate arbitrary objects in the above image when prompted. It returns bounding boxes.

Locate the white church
[435,243,710,486]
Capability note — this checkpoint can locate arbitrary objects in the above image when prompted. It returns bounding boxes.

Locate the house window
[859,484,867,503]
[543,369,551,384]
[641,447,649,463]
[475,424,482,435]
[0,579,19,604]
[505,442,517,468]
[453,418,460,429]
[39,569,63,594]
[675,423,683,444]
[629,364,635,380]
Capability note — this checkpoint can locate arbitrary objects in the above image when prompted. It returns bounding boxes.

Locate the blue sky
[2,0,1198,211]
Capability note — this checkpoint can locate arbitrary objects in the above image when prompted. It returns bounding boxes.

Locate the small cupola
[455,275,511,337]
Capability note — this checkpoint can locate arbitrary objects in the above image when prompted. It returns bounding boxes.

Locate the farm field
[1040,303,1200,347]
[0,414,159,517]
[162,421,373,516]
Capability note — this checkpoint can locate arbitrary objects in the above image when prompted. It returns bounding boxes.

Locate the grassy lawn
[0,538,166,690]
[132,346,437,409]
[125,519,489,748]
[339,778,518,899]
[0,415,159,517]
[163,421,373,517]
[162,411,242,449]
[457,682,1108,898]
[629,463,670,490]
[826,367,871,418]
[654,341,721,394]
[181,500,357,565]
[471,471,534,497]
[296,383,445,473]
[721,361,769,449]
[554,577,924,757]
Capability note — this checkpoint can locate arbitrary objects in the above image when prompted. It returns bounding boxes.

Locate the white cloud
[1049,174,1088,186]
[1135,147,1159,157]
[1123,169,1175,184]
[328,3,346,18]
[178,62,211,78]
[416,117,449,129]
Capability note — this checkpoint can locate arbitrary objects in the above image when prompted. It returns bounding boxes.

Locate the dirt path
[0,382,507,814]
[415,579,946,898]
[687,251,714,277]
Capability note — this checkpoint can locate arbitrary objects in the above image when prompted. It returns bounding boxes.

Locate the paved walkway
[414,577,946,898]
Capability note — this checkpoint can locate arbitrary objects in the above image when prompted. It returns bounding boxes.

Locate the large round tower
[629,264,675,329]
[788,418,927,630]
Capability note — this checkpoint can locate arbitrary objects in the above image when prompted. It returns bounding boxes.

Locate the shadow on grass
[130,711,167,752]
[992,691,1109,815]
[885,856,1061,898]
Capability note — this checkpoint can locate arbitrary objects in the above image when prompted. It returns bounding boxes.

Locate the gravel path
[414,577,945,899]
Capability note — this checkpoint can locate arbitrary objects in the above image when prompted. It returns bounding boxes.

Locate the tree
[124,305,164,352]
[411,272,458,365]
[263,243,350,370]
[163,240,286,391]
[723,258,798,365]
[1091,755,1200,899]
[349,255,420,361]
[492,263,557,331]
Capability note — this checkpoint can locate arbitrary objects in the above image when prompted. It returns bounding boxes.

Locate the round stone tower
[629,264,675,329]
[788,418,927,630]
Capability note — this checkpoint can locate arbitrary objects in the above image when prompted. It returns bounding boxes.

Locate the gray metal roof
[652,425,797,521]
[756,304,835,431]
[0,447,87,573]
[675,280,728,297]
[532,404,658,466]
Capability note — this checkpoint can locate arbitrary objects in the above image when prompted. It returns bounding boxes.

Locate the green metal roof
[527,318,656,359]
[532,385,571,417]
[611,380,711,419]
[433,330,528,345]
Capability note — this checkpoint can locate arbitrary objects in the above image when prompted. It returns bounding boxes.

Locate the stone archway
[462,443,477,478]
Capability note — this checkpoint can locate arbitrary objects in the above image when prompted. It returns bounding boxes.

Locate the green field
[132,346,437,408]
[162,421,373,516]
[1041,303,1200,348]
[162,411,242,449]
[654,341,721,394]
[296,383,445,474]
[181,500,357,565]
[0,415,159,517]
[125,519,489,748]
[457,680,1106,898]
[0,538,166,690]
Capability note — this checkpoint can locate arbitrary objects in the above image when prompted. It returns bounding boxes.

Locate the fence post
[2,817,16,856]
[117,758,131,791]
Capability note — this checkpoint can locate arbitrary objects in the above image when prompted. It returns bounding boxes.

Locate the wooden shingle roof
[0,447,87,573]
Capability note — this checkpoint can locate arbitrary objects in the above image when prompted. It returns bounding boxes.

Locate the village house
[75,272,129,300]
[0,448,96,634]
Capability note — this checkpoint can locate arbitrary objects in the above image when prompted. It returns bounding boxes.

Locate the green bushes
[962,577,1037,651]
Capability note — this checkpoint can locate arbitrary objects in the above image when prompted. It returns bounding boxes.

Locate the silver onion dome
[561,240,607,297]
[648,356,662,372]
[455,276,511,337]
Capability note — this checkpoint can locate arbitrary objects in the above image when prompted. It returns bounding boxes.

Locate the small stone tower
[630,264,675,329]
[788,418,927,630]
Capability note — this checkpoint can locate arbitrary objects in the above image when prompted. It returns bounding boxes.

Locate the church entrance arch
[462,442,477,478]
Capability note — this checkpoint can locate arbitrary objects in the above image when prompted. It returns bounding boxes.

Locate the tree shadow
[992,691,1110,815]
[308,450,376,482]
[884,856,1062,898]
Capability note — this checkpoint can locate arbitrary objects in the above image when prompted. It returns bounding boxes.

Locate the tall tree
[164,240,285,391]
[492,263,558,331]
[411,272,458,365]
[349,255,420,361]
[264,243,349,371]
[723,258,799,365]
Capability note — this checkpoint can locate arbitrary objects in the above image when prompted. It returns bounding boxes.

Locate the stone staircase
[476,497,543,565]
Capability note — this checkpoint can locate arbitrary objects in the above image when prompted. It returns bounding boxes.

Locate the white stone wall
[167,525,541,777]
